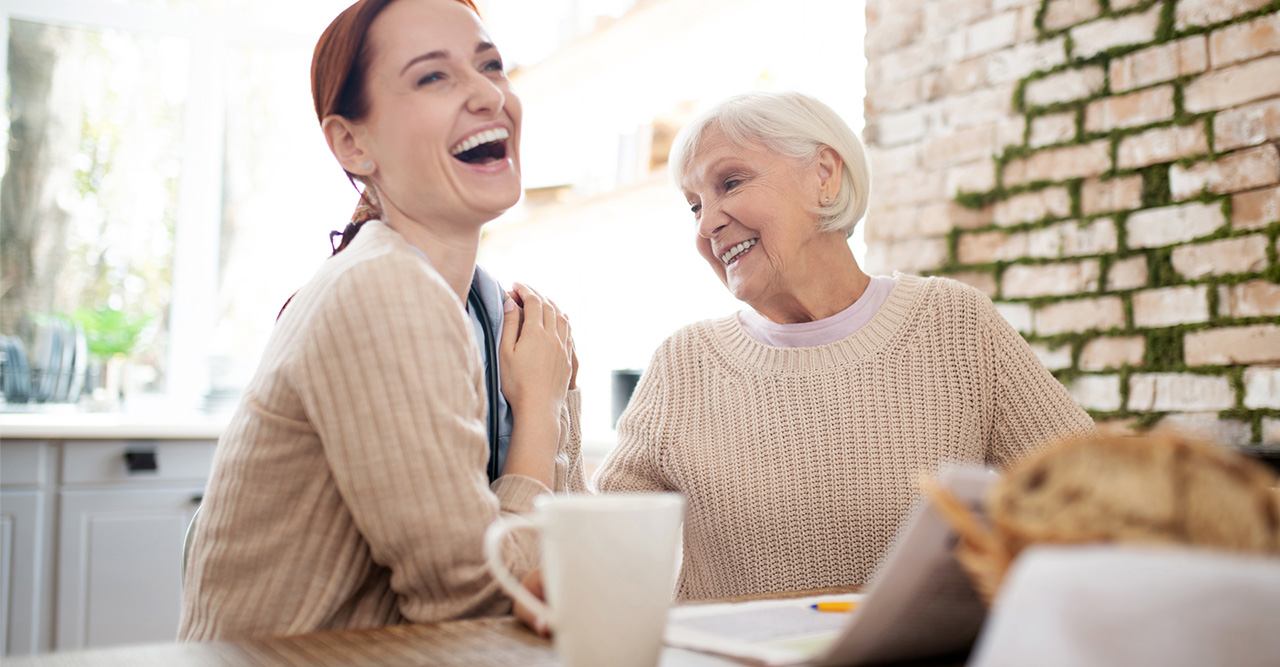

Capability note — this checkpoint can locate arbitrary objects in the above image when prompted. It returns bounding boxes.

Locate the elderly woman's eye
[690,204,702,215]
[724,179,741,191]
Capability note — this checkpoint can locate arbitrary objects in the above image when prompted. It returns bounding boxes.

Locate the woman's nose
[697,204,727,239]
[465,72,505,116]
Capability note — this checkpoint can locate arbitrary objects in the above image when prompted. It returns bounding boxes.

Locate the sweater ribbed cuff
[491,474,552,514]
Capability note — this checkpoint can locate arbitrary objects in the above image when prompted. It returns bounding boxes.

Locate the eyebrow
[400,42,496,75]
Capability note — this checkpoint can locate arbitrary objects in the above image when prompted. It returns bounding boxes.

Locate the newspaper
[664,466,995,666]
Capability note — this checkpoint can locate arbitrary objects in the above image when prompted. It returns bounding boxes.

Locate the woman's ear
[322,115,375,176]
[815,145,844,203]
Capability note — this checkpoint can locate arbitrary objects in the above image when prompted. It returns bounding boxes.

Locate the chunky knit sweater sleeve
[180,222,556,640]
[977,295,1097,468]
[595,342,675,493]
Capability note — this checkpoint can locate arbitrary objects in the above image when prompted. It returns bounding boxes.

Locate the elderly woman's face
[680,128,828,307]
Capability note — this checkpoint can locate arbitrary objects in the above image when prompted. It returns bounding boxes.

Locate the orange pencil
[810,601,859,612]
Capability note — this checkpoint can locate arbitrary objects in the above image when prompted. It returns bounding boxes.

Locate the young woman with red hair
[180,0,585,640]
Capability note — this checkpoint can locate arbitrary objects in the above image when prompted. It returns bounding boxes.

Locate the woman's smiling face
[358,0,523,228]
[680,127,830,310]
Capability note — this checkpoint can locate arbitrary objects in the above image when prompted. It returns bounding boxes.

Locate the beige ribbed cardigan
[180,221,585,641]
[596,274,1095,601]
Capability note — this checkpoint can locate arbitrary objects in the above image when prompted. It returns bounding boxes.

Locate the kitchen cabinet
[0,434,216,655]
[0,441,55,655]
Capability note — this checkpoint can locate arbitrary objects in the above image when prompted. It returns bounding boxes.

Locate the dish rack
[1,317,93,406]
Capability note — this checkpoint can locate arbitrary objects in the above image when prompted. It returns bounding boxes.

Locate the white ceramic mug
[484,493,685,667]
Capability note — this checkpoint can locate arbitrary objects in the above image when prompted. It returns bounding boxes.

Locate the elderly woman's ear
[815,145,844,204]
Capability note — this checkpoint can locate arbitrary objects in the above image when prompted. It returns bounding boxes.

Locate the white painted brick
[1026,218,1118,258]
[1003,260,1102,298]
[1028,111,1077,148]
[1107,255,1148,291]
[993,187,1073,226]
[945,85,1018,128]
[1132,285,1211,328]
[1043,0,1101,32]
[875,107,931,146]
[1126,201,1226,249]
[1264,418,1280,445]
[1002,140,1111,187]
[1244,366,1280,409]
[1079,336,1144,371]
[1157,412,1254,446]
[1170,145,1280,200]
[946,159,998,195]
[1218,280,1280,318]
[967,11,1019,57]
[1069,4,1161,59]
[958,230,1026,263]
[986,37,1069,84]
[1023,66,1105,107]
[1110,36,1208,93]
[949,270,999,297]
[1214,98,1280,152]
[1031,342,1074,370]
[1176,0,1273,30]
[1129,374,1236,412]
[1170,235,1270,279]
[863,237,950,274]
[995,302,1034,333]
[1081,176,1143,216]
[1035,296,1125,335]
[1083,85,1175,133]
[1184,55,1280,113]
[1233,186,1280,229]
[1209,12,1280,67]
[1185,325,1280,365]
[1116,121,1210,170]
[1070,375,1123,411]
[869,145,921,175]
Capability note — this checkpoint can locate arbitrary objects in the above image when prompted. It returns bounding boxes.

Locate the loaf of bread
[926,431,1280,603]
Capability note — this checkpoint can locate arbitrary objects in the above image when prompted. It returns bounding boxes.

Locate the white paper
[969,545,1280,667]
[663,465,996,667]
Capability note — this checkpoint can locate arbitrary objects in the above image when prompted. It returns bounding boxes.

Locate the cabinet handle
[123,449,158,472]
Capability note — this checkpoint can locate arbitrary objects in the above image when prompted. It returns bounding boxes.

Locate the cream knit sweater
[180,221,584,641]
[596,274,1095,601]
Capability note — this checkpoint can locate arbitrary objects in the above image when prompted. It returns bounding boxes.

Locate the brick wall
[863,0,1280,446]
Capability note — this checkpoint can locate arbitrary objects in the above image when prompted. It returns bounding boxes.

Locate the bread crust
[926,431,1280,603]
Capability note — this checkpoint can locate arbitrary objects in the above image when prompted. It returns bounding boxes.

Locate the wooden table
[7,586,966,666]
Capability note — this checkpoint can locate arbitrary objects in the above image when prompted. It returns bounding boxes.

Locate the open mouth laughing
[720,238,758,265]
[450,127,510,165]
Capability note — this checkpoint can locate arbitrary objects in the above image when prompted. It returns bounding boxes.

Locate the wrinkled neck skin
[751,239,871,324]
[380,196,482,305]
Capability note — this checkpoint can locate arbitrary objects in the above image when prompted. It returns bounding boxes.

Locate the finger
[500,293,519,353]
[515,285,545,334]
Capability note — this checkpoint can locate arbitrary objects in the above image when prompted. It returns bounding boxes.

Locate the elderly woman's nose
[697,207,728,238]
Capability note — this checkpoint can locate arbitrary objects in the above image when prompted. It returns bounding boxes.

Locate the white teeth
[450,127,510,155]
[721,238,758,264]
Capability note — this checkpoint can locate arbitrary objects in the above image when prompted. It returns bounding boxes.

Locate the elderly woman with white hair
[594,91,1095,601]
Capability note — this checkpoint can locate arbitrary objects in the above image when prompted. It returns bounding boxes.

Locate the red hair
[308,0,483,248]
[280,0,482,319]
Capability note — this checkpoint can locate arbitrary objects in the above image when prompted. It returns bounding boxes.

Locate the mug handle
[484,515,553,630]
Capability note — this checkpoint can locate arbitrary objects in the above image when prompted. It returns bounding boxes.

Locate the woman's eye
[724,179,741,191]
[690,204,702,215]
[482,59,505,73]
[417,72,445,86]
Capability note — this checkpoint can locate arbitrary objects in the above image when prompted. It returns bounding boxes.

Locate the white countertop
[0,408,231,440]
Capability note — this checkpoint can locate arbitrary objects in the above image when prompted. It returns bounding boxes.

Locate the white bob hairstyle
[668,91,872,238]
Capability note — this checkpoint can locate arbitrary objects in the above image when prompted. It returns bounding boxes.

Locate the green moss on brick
[1143,328,1183,371]
[1140,165,1170,207]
